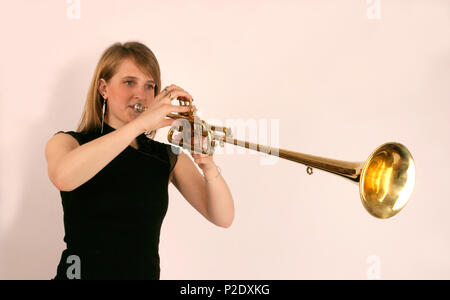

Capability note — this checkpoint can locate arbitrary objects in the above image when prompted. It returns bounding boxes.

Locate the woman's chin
[127,108,139,120]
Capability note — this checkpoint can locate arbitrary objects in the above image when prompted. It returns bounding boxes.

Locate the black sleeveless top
[53,122,181,280]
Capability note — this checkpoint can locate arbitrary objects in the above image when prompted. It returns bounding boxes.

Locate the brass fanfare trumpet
[133,99,415,219]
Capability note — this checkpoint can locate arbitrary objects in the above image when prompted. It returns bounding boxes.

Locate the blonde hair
[77,41,161,138]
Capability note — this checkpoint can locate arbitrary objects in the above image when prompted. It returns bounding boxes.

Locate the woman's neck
[105,115,139,148]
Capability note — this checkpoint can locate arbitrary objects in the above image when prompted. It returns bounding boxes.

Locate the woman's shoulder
[53,130,96,146]
[156,140,182,174]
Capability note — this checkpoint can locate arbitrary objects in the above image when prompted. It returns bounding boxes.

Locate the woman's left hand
[191,151,215,171]
[190,135,216,171]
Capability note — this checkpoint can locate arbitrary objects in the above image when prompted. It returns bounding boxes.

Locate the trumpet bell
[360,143,415,219]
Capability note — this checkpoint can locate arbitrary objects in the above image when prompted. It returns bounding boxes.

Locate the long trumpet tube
[211,133,362,181]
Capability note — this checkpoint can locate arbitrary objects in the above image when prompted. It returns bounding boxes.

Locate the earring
[101,98,107,134]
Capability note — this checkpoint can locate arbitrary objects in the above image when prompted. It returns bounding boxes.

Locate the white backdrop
[0,0,449,279]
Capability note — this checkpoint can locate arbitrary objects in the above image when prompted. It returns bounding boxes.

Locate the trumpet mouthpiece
[133,103,146,113]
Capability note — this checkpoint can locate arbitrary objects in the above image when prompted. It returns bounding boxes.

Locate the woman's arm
[45,121,144,192]
[171,152,234,228]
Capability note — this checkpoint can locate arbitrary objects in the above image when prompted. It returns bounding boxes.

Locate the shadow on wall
[0,55,93,279]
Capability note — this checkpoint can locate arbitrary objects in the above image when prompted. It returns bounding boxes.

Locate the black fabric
[52,122,181,280]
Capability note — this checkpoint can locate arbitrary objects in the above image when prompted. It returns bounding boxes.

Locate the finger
[161,92,188,105]
[155,87,171,101]
[162,118,176,128]
[164,85,193,100]
[161,86,170,94]
[192,152,203,161]
[166,84,185,92]
[167,90,193,102]
[171,87,194,102]
[162,86,173,96]
[170,104,191,113]
[163,85,182,95]
[190,148,202,155]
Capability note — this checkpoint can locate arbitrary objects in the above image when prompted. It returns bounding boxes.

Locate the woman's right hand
[134,84,193,133]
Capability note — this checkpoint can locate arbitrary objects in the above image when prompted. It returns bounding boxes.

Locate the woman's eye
[146,84,154,90]
[125,81,134,86]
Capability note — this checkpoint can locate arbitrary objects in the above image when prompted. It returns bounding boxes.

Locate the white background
[0,0,449,279]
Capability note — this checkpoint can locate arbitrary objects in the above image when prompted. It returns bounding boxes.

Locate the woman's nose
[133,86,146,100]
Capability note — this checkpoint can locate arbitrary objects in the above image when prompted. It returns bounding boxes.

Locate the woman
[45,41,234,280]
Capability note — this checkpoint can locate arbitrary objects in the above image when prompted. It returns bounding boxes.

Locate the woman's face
[99,58,156,128]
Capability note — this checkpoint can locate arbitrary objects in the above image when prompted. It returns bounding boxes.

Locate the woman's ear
[98,78,108,99]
